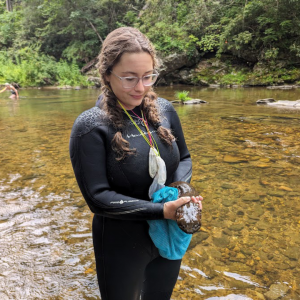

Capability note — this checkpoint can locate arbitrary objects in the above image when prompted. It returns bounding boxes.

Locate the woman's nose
[134,78,145,92]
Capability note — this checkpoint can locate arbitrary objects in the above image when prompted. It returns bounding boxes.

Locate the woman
[70,27,203,300]
[0,83,19,99]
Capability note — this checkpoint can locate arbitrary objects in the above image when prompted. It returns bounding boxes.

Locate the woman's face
[106,52,154,110]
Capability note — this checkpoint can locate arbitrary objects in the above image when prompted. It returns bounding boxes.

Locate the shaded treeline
[1,0,300,86]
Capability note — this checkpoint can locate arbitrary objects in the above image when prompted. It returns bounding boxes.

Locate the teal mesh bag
[147,186,192,260]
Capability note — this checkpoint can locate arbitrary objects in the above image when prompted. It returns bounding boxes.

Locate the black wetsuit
[69,98,192,300]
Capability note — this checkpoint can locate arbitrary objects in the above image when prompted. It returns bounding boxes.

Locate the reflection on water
[0,87,299,299]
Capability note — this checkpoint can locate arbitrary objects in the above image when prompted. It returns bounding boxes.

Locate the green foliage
[0,47,55,86]
[219,72,247,85]
[196,24,221,52]
[217,0,300,65]
[136,0,300,66]
[0,48,90,87]
[198,34,219,52]
[263,48,279,61]
[0,9,22,48]
[117,11,139,27]
[138,0,216,55]
[191,60,300,86]
[175,91,192,103]
[290,43,300,58]
[139,21,187,53]
[1,0,300,87]
[232,31,252,49]
[1,0,142,64]
[248,68,300,85]
[55,60,90,86]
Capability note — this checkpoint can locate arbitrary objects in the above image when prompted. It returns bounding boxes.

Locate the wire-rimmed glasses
[110,71,159,89]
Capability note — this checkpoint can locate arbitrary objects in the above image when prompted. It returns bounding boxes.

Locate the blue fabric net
[147,186,192,260]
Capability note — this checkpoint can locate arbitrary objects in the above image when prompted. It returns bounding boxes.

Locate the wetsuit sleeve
[168,105,192,183]
[70,125,164,221]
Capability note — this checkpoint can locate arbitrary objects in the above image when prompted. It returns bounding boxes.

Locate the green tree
[1,0,300,86]
[217,0,300,65]
[1,0,143,64]
[138,0,216,54]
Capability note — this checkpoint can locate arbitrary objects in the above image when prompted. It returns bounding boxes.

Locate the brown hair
[97,27,174,160]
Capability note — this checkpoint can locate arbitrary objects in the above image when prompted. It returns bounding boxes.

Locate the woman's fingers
[191,195,203,202]
[175,196,191,206]
[191,195,203,210]
[198,200,202,210]
[163,196,203,220]
[163,197,190,220]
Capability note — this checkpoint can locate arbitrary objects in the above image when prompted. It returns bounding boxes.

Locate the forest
[1,0,300,87]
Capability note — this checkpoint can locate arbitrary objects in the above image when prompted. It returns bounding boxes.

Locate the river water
[0,86,299,300]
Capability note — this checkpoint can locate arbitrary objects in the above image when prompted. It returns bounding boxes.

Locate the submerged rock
[212,235,230,247]
[229,224,244,231]
[222,198,236,207]
[223,155,248,163]
[282,246,300,260]
[264,283,289,300]
[188,231,209,249]
[221,182,238,189]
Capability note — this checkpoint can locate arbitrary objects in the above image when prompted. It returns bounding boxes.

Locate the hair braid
[141,91,175,146]
[100,85,137,161]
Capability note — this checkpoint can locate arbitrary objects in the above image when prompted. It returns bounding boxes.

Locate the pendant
[148,147,167,198]
[149,147,158,178]
[156,155,166,185]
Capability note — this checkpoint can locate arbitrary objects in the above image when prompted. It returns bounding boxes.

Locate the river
[0,86,299,299]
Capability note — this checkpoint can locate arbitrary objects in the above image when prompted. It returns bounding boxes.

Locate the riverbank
[154,55,300,87]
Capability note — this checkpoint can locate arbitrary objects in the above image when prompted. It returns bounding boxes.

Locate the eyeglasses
[110,71,159,89]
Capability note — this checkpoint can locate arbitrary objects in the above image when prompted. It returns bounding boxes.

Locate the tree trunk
[80,57,98,74]
[6,0,13,12]
[87,20,104,44]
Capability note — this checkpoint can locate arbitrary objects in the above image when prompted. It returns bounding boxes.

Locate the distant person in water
[0,83,19,99]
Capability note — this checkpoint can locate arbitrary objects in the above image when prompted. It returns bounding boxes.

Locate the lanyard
[117,100,161,157]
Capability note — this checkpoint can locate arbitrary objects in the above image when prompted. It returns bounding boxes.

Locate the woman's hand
[163,195,203,220]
